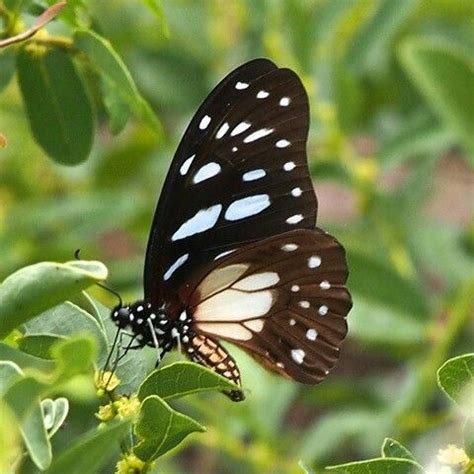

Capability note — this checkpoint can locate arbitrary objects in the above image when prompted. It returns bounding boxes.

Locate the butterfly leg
[184,334,245,402]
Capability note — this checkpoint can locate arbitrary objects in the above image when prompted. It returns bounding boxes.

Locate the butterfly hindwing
[144,59,317,304]
[183,229,351,384]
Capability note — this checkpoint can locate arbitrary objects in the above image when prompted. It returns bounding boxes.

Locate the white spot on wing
[180,154,195,175]
[306,329,318,341]
[244,128,274,143]
[242,169,266,182]
[216,122,229,139]
[231,121,251,136]
[289,318,296,326]
[214,249,236,260]
[283,161,296,171]
[225,194,270,221]
[276,139,291,148]
[299,300,310,309]
[235,81,249,89]
[232,146,238,152]
[281,243,298,251]
[257,90,269,99]
[193,162,221,184]
[320,280,331,290]
[308,256,321,268]
[291,349,305,364]
[291,187,302,197]
[318,305,328,316]
[172,204,222,241]
[199,115,211,130]
[286,214,304,224]
[291,285,300,292]
[279,97,291,106]
[233,272,279,291]
[163,253,189,280]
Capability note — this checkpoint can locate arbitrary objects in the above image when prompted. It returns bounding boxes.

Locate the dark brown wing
[182,229,351,384]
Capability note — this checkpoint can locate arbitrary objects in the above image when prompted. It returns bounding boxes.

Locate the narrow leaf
[17,47,95,164]
[46,421,130,474]
[0,260,107,338]
[399,39,474,162]
[381,438,415,461]
[326,458,423,473]
[134,395,205,461]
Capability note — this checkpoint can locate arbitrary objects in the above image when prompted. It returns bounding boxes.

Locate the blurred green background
[1,0,473,472]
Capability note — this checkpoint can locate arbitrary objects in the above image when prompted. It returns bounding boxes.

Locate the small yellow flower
[96,403,116,422]
[114,395,140,420]
[115,453,152,474]
[94,370,120,392]
[437,444,469,467]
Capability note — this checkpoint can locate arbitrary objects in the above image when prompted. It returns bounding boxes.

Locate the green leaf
[74,29,161,134]
[0,50,16,92]
[46,420,130,474]
[17,47,95,165]
[0,260,108,339]
[0,342,55,373]
[464,417,474,458]
[134,395,205,461]
[0,361,23,395]
[326,458,423,473]
[17,334,65,359]
[0,401,22,474]
[141,0,170,37]
[381,438,415,461]
[138,361,240,401]
[399,38,474,162]
[24,302,108,364]
[21,399,52,470]
[437,353,474,409]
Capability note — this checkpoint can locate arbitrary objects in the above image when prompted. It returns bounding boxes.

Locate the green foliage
[1,0,473,472]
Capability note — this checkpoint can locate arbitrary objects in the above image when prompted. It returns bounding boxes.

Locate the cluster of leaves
[0,261,242,472]
[1,0,473,473]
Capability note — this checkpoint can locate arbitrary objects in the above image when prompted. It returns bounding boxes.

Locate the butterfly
[110,59,352,401]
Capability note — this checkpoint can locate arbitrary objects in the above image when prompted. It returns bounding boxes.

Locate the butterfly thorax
[110,301,194,353]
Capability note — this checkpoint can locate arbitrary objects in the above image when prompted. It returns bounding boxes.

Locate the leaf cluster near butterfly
[107,58,352,402]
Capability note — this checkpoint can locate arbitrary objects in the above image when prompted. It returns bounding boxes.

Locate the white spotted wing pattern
[179,229,351,384]
[145,59,317,305]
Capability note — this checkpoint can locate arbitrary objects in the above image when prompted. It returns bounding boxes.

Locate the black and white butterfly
[110,59,352,401]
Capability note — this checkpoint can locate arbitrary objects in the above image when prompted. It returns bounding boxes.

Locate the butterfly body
[109,59,352,401]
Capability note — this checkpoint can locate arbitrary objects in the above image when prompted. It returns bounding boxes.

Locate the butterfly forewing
[145,59,317,304]
[183,229,351,384]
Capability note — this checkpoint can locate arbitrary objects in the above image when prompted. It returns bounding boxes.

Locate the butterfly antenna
[74,249,123,307]
[147,319,162,365]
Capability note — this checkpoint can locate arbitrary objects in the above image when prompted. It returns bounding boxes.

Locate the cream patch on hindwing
[193,162,221,184]
[242,169,266,182]
[233,272,279,291]
[180,154,195,175]
[224,194,270,221]
[231,121,251,136]
[171,204,222,241]
[291,349,305,364]
[199,115,211,130]
[244,128,274,143]
[199,263,249,298]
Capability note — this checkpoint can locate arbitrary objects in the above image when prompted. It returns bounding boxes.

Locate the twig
[0,1,66,49]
